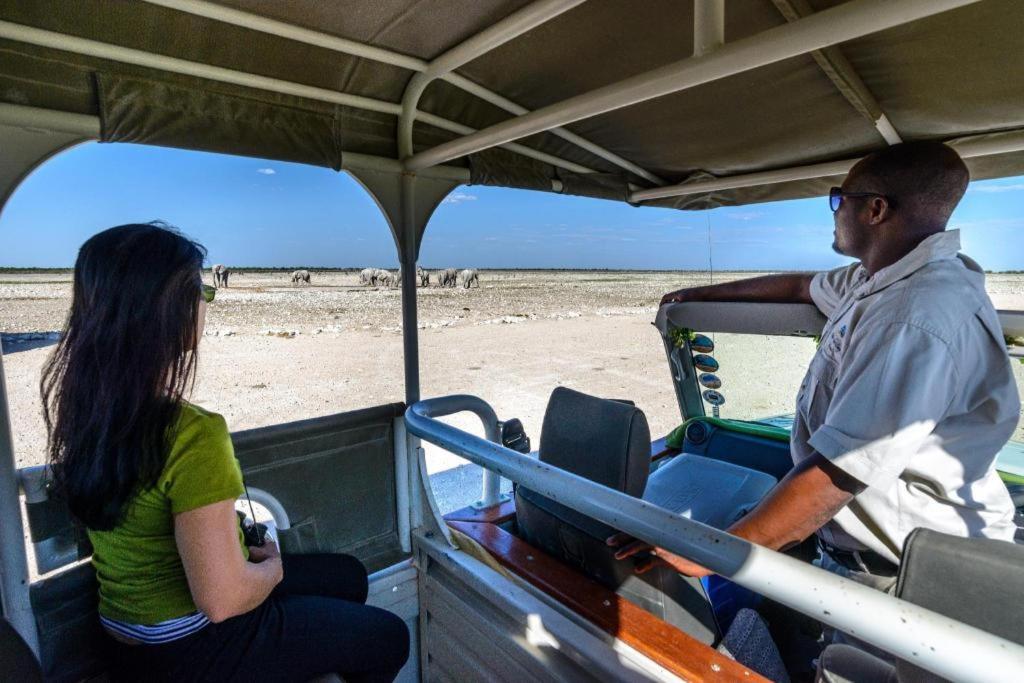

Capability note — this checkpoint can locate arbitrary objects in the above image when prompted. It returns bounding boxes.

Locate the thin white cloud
[256,168,276,175]
[443,191,477,205]
[726,211,765,221]
[968,183,1024,193]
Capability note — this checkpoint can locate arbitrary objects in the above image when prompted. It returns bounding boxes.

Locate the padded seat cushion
[643,454,776,529]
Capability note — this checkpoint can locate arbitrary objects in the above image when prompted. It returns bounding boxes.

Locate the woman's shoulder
[161,403,244,508]
[175,402,229,435]
[165,402,233,466]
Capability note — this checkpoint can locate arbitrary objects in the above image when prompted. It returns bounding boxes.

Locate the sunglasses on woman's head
[201,284,216,303]
[829,186,894,213]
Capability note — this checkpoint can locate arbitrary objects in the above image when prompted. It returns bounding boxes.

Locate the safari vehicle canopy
[2,1,1024,681]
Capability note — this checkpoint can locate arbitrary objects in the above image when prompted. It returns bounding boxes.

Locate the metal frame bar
[393,417,412,553]
[406,395,1024,683]
[0,103,475,185]
[0,348,38,655]
[692,0,725,58]
[398,0,585,158]
[630,126,1024,202]
[141,0,665,183]
[0,20,590,176]
[771,0,902,145]
[403,0,979,171]
[412,396,506,510]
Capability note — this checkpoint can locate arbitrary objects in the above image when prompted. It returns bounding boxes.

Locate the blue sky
[2,142,1022,270]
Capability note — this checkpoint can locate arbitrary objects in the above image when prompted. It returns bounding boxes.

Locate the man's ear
[867,196,892,225]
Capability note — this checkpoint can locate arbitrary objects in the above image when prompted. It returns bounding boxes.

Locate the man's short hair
[853,141,970,229]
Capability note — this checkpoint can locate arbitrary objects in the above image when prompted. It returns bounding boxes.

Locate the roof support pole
[404,0,979,171]
[399,173,421,405]
[142,1,665,183]
[343,166,459,403]
[0,120,67,655]
[693,0,725,58]
[0,347,37,656]
[629,126,1024,202]
[398,0,585,158]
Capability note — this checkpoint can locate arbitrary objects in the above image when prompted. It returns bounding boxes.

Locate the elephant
[436,267,458,288]
[459,268,479,289]
[291,269,311,285]
[212,264,230,288]
[359,268,374,285]
[417,267,430,287]
[379,271,397,288]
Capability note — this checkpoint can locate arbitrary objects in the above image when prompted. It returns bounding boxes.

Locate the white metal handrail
[406,395,1024,683]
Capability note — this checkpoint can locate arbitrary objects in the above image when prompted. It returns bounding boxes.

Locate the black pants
[107,554,411,682]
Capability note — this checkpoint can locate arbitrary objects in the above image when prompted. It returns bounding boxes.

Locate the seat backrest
[515,387,719,644]
[894,528,1024,680]
[537,386,651,495]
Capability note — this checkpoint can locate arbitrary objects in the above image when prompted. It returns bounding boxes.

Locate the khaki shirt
[793,230,1019,563]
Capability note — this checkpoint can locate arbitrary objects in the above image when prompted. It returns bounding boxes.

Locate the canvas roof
[2,0,1023,209]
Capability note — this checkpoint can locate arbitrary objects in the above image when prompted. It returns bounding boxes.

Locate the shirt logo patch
[829,324,846,355]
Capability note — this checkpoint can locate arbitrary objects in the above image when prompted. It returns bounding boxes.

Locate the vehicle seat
[514,386,720,643]
[816,528,1024,682]
[0,618,43,683]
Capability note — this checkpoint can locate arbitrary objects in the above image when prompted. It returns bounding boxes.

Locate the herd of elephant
[359,267,479,289]
[210,264,478,289]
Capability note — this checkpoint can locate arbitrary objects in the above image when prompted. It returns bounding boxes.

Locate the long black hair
[41,222,208,530]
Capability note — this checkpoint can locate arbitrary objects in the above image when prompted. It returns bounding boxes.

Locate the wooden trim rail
[448,520,767,682]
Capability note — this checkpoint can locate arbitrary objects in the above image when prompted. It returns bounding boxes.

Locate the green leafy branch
[668,326,696,349]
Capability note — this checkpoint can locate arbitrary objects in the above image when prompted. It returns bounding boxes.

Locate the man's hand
[660,288,691,307]
[606,532,713,578]
[247,538,281,564]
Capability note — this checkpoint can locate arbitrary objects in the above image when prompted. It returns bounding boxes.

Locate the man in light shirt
[613,142,1019,591]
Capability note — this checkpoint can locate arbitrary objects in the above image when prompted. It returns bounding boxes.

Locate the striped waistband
[100,611,210,645]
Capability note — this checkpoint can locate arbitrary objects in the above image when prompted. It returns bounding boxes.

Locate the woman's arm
[660,273,815,306]
[175,499,283,623]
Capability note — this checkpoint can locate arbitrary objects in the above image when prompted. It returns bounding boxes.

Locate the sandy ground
[3,270,1024,514]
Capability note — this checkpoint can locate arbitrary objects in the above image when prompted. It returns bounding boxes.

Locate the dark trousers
[107,554,411,683]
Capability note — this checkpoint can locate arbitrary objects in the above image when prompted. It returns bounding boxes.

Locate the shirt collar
[854,230,962,297]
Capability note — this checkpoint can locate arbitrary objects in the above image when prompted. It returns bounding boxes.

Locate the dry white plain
[3,270,1023,514]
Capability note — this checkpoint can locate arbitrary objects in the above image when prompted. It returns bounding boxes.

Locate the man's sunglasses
[201,284,216,303]
[829,186,894,213]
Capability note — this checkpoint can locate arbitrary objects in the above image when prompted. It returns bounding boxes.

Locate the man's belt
[817,537,898,576]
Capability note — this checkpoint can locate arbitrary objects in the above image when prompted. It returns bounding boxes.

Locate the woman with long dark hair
[42,223,409,682]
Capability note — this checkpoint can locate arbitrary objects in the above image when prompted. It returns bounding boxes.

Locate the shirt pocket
[797,350,839,422]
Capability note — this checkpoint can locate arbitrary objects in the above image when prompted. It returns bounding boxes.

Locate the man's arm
[610,453,864,577]
[661,273,815,307]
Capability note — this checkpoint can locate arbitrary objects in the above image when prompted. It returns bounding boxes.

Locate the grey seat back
[817,530,1024,683]
[515,387,719,643]
[894,528,1024,681]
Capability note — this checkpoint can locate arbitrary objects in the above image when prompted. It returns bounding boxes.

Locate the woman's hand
[248,538,280,564]
[176,499,283,622]
[606,532,713,579]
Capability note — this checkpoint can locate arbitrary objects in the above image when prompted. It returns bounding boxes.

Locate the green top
[87,403,247,624]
